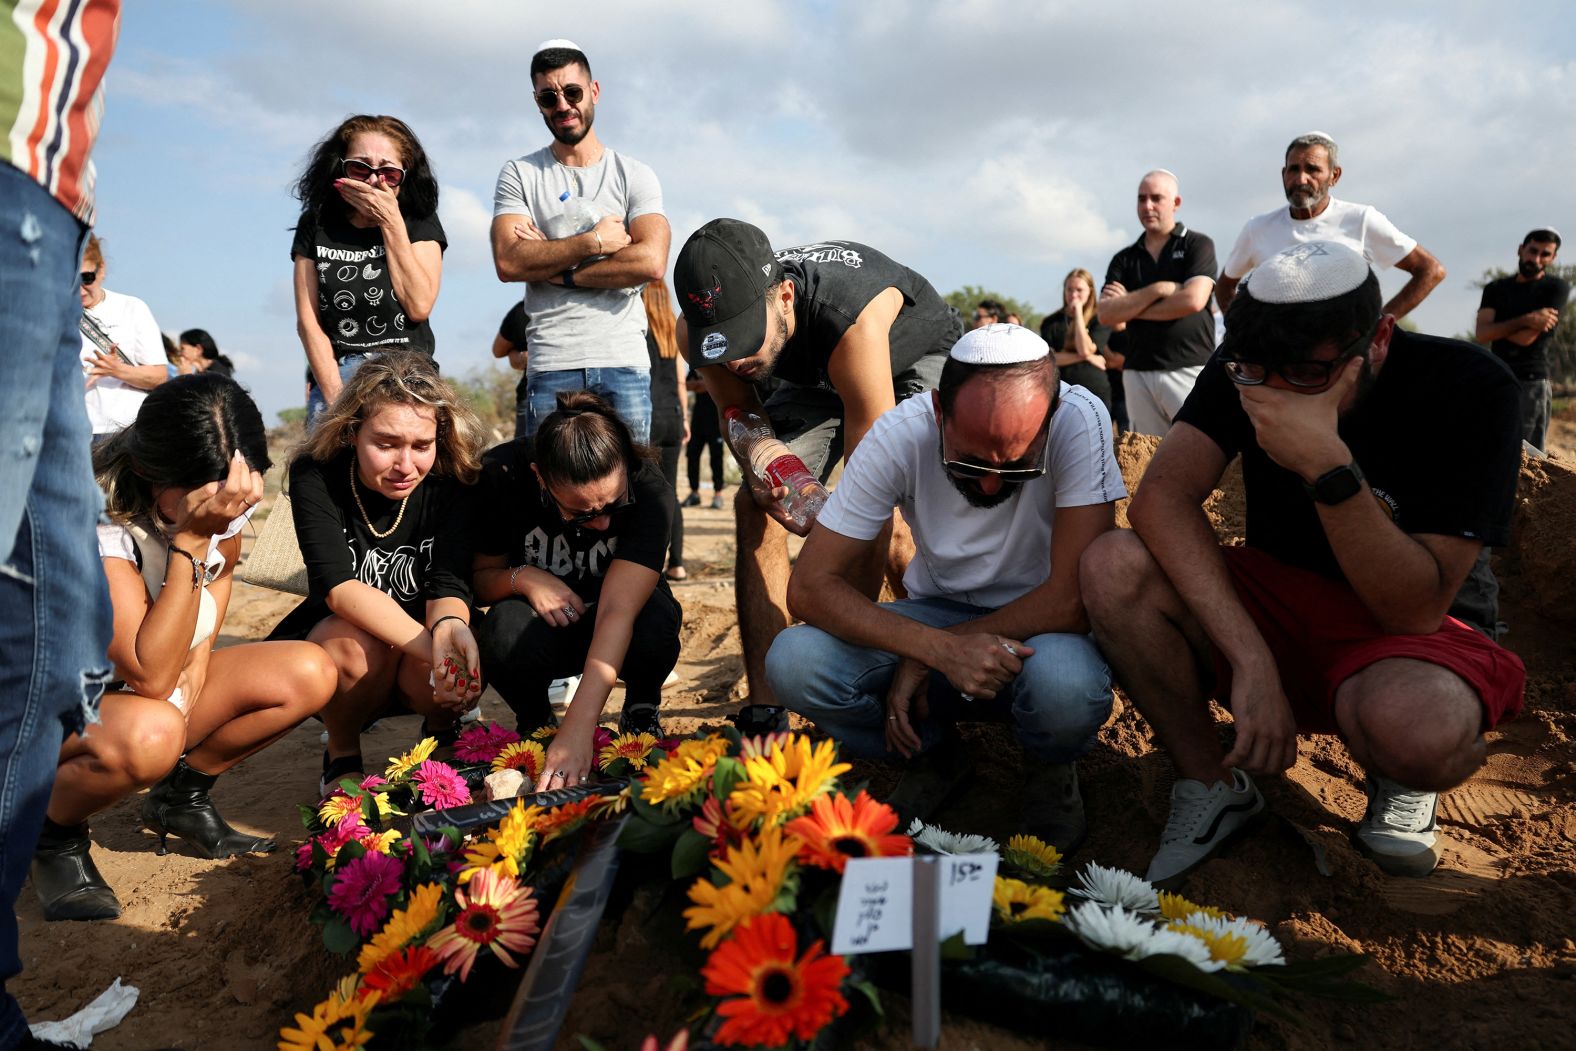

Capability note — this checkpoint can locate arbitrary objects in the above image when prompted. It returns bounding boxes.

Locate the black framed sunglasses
[550,487,634,527]
[534,84,585,110]
[1222,321,1378,388]
[341,159,406,187]
[940,411,1054,482]
[80,269,98,286]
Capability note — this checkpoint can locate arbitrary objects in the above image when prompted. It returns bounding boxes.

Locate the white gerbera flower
[905,819,998,856]
[1177,911,1286,969]
[1069,862,1160,913]
[1062,902,1221,969]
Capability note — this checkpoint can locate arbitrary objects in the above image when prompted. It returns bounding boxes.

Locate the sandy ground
[14,420,1576,1050]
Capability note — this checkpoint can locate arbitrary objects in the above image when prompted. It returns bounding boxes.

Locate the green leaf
[711,757,745,802]
[337,776,362,796]
[411,832,431,868]
[618,814,684,853]
[321,917,360,955]
[298,803,320,831]
[628,784,684,828]
[1137,954,1303,1026]
[575,1038,609,1051]
[671,828,712,880]
[939,930,975,961]
[360,792,383,831]
[850,978,884,1018]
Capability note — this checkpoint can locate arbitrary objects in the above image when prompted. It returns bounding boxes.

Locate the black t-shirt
[499,302,529,401]
[1175,330,1523,582]
[1040,312,1113,412]
[771,241,962,389]
[267,452,474,640]
[1104,223,1218,371]
[474,439,675,603]
[291,208,448,360]
[1478,274,1570,379]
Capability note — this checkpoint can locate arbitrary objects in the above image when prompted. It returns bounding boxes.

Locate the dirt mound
[1113,430,1245,541]
[1501,452,1576,624]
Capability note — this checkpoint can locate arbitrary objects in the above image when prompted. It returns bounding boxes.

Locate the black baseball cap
[674,218,783,366]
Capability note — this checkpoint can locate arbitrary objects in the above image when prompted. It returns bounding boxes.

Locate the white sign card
[830,853,999,956]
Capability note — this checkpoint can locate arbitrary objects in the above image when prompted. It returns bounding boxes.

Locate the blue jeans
[0,163,112,1048]
[524,366,651,445]
[305,353,373,429]
[765,597,1112,762]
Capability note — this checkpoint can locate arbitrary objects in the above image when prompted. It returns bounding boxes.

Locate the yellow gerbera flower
[729,736,850,828]
[318,793,362,826]
[357,882,445,974]
[597,731,659,771]
[358,828,401,855]
[641,736,730,810]
[1003,834,1063,879]
[1157,891,1227,923]
[278,986,378,1051]
[683,825,800,949]
[385,737,437,782]
[459,802,541,884]
[492,740,547,781]
[992,877,1067,924]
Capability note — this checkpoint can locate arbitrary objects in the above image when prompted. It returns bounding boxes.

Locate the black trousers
[475,590,682,730]
[686,436,725,493]
[655,441,684,569]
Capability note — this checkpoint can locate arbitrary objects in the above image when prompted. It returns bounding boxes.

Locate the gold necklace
[349,458,409,540]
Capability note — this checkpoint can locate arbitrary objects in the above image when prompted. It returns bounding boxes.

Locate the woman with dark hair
[31,375,338,921]
[268,351,487,794]
[291,114,447,426]
[643,279,687,581]
[473,390,682,790]
[1039,268,1114,414]
[177,327,235,378]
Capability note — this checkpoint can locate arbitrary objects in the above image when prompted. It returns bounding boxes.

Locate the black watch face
[1315,465,1363,505]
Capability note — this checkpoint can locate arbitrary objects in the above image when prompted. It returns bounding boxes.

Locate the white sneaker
[547,676,580,718]
[1145,768,1265,884]
[1355,777,1440,876]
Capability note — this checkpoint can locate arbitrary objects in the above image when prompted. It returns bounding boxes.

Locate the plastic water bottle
[724,407,829,533]
[545,189,602,241]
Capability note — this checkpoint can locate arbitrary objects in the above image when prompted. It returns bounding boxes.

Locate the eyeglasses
[534,84,585,110]
[341,159,406,187]
[1221,322,1377,388]
[551,487,633,527]
[80,270,98,286]
[940,413,1054,482]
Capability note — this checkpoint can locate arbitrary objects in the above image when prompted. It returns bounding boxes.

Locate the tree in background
[944,285,1043,331]
[1467,263,1576,385]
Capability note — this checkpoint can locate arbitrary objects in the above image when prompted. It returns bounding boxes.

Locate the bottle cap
[559,190,571,202]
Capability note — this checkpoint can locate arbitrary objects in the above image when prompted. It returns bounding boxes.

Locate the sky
[93,1,1576,426]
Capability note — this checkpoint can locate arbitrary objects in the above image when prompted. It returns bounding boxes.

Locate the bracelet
[166,545,204,591]
[509,565,526,596]
[430,614,468,633]
[594,230,603,254]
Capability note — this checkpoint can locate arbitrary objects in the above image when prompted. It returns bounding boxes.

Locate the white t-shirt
[816,384,1126,609]
[81,288,166,435]
[492,145,664,373]
[1221,197,1416,280]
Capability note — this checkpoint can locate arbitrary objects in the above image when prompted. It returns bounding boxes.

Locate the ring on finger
[1000,641,1018,657]
[960,693,975,703]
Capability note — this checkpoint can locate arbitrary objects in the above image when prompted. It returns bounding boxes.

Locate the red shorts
[1211,546,1525,735]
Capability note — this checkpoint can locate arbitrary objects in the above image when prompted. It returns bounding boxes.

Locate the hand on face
[335,175,402,228]
[1237,355,1362,482]
[172,451,264,546]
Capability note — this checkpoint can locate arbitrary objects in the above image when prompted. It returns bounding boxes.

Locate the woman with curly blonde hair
[268,351,487,793]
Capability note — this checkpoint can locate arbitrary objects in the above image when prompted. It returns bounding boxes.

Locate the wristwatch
[561,269,576,288]
[1304,461,1366,505]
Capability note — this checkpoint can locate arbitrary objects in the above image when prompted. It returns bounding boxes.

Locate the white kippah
[534,38,585,55]
[949,323,1049,365]
[1243,241,1370,304]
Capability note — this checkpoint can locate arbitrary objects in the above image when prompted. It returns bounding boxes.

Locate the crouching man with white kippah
[1080,241,1527,884]
[766,325,1125,852]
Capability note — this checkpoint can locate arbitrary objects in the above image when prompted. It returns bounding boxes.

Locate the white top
[81,288,167,435]
[1221,197,1416,280]
[816,385,1126,608]
[97,510,250,654]
[492,145,664,373]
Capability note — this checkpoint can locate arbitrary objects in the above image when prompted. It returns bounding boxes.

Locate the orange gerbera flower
[426,868,540,983]
[701,912,850,1047]
[535,797,597,844]
[492,740,547,781]
[361,944,440,1002]
[785,790,911,873]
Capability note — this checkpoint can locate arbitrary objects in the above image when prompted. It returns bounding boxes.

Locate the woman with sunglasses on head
[291,115,447,427]
[472,390,682,792]
[78,233,171,439]
[31,375,338,921]
[268,352,486,794]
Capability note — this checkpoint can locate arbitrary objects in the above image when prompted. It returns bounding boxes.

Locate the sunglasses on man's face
[80,270,98,286]
[341,159,406,187]
[1221,321,1378,389]
[941,411,1054,483]
[534,84,585,110]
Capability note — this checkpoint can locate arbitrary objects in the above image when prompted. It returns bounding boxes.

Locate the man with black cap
[767,324,1123,848]
[674,219,963,733]
[1080,241,1526,884]
[1475,228,1568,450]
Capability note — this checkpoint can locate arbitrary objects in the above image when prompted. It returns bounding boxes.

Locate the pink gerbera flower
[413,760,472,809]
[427,868,540,982]
[454,723,521,764]
[327,850,405,936]
[297,815,370,872]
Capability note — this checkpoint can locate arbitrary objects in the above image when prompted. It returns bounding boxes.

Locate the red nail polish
[456,677,467,689]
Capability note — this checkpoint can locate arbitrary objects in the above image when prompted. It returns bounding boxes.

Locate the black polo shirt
[1104,223,1218,372]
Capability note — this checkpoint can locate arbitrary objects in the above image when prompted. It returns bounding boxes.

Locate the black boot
[141,759,275,859]
[31,819,121,921]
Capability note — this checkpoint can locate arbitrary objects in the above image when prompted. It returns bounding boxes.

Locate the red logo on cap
[686,281,722,322]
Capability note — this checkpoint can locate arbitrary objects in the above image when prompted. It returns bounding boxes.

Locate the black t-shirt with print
[771,241,962,390]
[474,438,675,603]
[1175,330,1522,582]
[267,452,474,640]
[1478,274,1571,380]
[1104,223,1218,372]
[1040,312,1114,411]
[291,208,448,360]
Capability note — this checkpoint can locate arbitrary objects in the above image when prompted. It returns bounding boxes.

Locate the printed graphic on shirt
[520,527,621,581]
[351,538,434,602]
[776,243,865,268]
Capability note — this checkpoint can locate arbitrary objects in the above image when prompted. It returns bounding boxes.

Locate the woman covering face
[471,390,683,792]
[267,351,487,795]
[1038,268,1115,415]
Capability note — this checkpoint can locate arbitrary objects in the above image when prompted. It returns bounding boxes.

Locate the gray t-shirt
[493,146,664,373]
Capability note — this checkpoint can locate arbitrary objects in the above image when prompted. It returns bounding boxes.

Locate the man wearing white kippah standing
[1081,241,1526,883]
[767,325,1124,851]
[1097,169,1219,436]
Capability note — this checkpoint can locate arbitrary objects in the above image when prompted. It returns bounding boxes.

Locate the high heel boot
[32,818,121,921]
[141,758,275,859]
